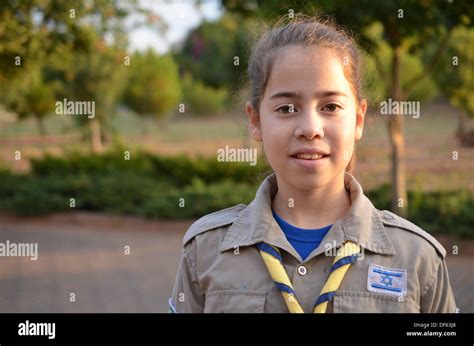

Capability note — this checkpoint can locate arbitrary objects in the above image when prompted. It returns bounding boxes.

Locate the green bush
[181,73,228,116]
[31,149,269,186]
[0,170,255,219]
[408,189,474,237]
[140,178,255,219]
[366,183,391,211]
[31,150,153,175]
[1,151,472,237]
[367,184,474,237]
[0,171,75,214]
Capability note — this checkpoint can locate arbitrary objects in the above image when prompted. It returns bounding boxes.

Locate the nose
[294,108,324,140]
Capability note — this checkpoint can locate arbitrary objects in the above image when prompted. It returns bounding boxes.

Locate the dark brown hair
[247,14,363,174]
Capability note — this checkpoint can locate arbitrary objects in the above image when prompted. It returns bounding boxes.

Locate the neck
[271,172,351,229]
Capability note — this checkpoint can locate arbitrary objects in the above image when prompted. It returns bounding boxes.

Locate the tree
[362,23,439,104]
[173,13,254,92]
[432,26,474,146]
[47,40,129,153]
[0,0,139,81]
[0,0,143,148]
[4,66,55,135]
[123,50,181,123]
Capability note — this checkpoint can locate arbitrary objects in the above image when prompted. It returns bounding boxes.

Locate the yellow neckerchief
[256,241,360,313]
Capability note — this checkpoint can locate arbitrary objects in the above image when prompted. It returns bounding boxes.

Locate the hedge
[0,150,471,237]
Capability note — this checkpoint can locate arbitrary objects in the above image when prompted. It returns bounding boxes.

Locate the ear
[246,101,263,142]
[355,99,367,141]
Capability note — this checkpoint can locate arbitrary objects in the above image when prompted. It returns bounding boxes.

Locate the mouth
[291,153,329,160]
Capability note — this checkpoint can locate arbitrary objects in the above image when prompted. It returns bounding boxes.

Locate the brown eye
[277,104,296,114]
[322,103,341,112]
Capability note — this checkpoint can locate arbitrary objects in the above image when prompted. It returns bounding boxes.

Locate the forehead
[264,45,352,99]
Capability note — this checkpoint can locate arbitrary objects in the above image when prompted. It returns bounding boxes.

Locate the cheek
[327,116,357,154]
[260,116,292,166]
[340,123,357,143]
[261,115,289,143]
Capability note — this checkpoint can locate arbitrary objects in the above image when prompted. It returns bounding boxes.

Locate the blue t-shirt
[272,210,332,261]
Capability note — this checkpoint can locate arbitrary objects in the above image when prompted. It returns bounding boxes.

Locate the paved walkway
[0,213,472,312]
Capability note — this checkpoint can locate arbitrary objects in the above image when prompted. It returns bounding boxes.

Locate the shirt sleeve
[169,244,205,313]
[420,257,457,313]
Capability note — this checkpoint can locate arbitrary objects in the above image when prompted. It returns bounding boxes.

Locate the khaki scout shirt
[169,173,457,313]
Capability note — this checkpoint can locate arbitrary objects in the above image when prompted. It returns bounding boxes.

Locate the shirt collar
[219,173,396,257]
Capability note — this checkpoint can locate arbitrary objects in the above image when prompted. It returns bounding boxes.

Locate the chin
[296,177,330,191]
[283,170,332,190]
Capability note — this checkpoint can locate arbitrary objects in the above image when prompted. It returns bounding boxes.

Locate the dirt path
[0,212,472,312]
[0,213,192,312]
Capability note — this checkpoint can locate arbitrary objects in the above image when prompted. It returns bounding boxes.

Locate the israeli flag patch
[367,264,407,297]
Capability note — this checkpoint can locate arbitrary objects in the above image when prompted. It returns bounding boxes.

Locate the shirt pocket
[204,289,267,313]
[333,291,420,313]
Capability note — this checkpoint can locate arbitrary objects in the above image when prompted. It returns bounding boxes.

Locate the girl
[169,15,456,313]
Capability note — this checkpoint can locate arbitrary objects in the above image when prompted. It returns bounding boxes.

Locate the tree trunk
[89,118,103,153]
[102,123,111,146]
[35,116,47,136]
[387,46,408,217]
[457,111,474,147]
[456,110,466,140]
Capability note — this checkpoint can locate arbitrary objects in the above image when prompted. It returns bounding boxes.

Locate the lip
[290,148,330,156]
[290,155,329,169]
[289,147,330,170]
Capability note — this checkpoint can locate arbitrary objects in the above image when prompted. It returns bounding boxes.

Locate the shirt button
[297,265,307,276]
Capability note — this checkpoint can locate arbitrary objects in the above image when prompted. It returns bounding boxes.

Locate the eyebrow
[269,90,348,100]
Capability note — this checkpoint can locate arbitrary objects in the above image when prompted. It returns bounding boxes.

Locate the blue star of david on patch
[367,264,407,297]
[380,274,393,287]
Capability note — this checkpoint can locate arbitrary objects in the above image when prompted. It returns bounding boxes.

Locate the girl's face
[247,45,366,190]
